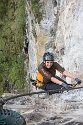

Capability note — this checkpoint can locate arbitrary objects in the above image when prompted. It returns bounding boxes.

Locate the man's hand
[75,78,81,84]
[61,82,71,89]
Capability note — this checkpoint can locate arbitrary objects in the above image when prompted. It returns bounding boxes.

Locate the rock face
[3,88,83,125]
[2,1,83,125]
[55,0,83,77]
[25,0,83,83]
[24,1,83,123]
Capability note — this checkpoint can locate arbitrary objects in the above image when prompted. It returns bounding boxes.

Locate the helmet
[43,52,54,61]
[0,109,26,125]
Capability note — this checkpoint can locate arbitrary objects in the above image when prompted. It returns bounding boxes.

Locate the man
[36,52,81,94]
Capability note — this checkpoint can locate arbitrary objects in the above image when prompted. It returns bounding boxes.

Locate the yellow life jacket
[36,71,43,87]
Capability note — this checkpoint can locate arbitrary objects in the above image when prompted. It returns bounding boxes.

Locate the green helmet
[43,52,54,61]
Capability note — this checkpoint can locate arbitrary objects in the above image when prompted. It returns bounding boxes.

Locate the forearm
[51,77,62,85]
[63,70,75,79]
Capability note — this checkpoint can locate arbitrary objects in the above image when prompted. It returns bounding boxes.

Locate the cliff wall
[25,0,83,83]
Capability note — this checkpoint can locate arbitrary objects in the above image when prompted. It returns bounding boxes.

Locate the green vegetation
[0,0,26,93]
[30,0,43,23]
[32,29,37,38]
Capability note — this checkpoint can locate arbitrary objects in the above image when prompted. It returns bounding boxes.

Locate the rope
[0,85,83,106]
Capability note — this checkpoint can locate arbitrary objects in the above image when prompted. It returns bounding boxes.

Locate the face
[44,61,54,68]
